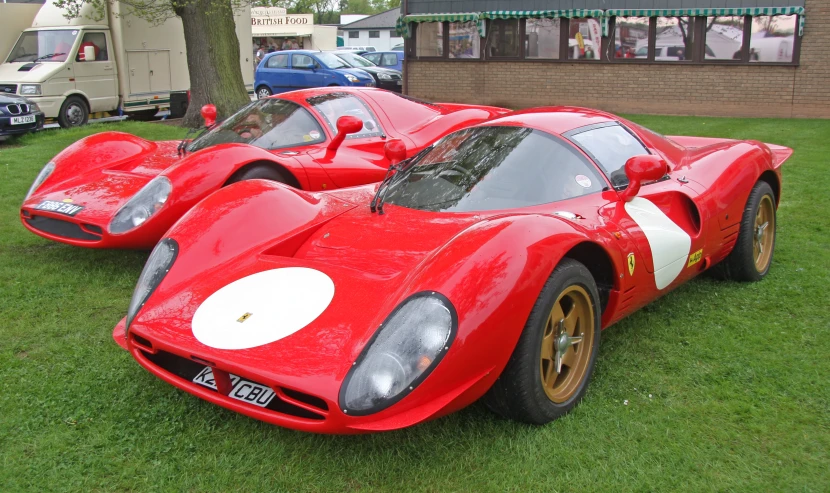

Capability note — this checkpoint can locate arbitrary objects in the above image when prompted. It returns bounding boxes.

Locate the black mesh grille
[0,84,16,95]
[25,215,102,241]
[141,349,326,420]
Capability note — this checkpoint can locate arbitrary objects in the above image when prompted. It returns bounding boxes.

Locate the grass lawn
[0,117,828,492]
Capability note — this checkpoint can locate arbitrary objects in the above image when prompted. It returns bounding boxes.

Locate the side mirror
[619,155,669,201]
[384,139,407,166]
[82,45,96,61]
[327,115,363,152]
[201,104,217,127]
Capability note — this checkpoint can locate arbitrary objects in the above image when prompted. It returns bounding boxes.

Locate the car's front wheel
[256,86,272,99]
[58,96,89,128]
[227,165,292,185]
[484,258,601,425]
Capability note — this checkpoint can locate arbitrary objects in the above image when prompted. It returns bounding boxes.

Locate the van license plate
[11,115,36,125]
[192,367,276,408]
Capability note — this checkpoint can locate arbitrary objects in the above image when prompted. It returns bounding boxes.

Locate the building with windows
[399,0,828,118]
[342,8,405,51]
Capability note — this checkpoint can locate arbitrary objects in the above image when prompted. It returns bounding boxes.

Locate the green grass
[1,118,828,492]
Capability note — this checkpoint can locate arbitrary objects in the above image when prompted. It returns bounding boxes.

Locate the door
[289,54,325,89]
[258,53,290,93]
[127,51,150,95]
[72,31,118,112]
[567,123,708,297]
[148,51,171,93]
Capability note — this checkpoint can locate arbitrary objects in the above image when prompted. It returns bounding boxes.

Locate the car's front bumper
[0,112,44,139]
[19,206,163,249]
[377,80,403,93]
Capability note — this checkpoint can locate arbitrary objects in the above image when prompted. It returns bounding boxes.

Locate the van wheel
[256,86,272,99]
[58,96,89,128]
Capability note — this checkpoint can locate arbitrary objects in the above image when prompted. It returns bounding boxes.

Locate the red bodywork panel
[20,87,509,249]
[112,106,792,433]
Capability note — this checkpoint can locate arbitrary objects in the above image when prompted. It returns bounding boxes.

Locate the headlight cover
[25,161,55,200]
[109,176,172,234]
[340,292,457,415]
[344,73,359,83]
[20,84,41,96]
[377,72,392,80]
[125,237,178,332]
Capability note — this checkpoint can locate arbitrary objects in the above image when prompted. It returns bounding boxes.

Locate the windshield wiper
[34,52,65,61]
[177,123,215,157]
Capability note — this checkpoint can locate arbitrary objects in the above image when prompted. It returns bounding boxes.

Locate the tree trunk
[176,0,250,128]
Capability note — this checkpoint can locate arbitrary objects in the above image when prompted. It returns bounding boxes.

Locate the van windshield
[6,30,79,63]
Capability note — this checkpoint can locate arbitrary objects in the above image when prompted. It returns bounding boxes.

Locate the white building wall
[344,29,402,51]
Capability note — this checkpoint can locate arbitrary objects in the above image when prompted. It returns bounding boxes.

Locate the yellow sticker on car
[627,253,635,275]
[687,249,703,267]
[237,312,253,323]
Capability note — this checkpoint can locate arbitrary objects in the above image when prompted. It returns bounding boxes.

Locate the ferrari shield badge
[627,253,636,276]
[237,312,253,323]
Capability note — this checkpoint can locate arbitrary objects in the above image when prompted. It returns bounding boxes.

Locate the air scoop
[192,267,335,350]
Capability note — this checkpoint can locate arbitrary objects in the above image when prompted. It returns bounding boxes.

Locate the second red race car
[113,107,792,433]
[20,88,507,248]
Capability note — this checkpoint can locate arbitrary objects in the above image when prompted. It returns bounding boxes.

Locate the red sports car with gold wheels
[113,107,791,433]
[20,87,507,248]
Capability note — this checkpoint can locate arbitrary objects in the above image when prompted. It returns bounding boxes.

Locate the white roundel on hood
[192,267,334,350]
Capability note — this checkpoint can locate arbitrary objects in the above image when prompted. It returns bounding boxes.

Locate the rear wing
[668,136,793,168]
[765,143,794,168]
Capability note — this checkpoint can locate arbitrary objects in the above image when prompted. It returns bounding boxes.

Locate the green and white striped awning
[481,10,604,20]
[606,6,805,35]
[397,13,484,38]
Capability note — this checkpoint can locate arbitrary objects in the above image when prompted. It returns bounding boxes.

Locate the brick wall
[405,0,829,118]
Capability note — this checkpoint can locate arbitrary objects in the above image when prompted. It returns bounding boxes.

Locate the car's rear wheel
[256,86,272,99]
[711,181,777,282]
[483,258,601,425]
[227,165,292,185]
[58,96,89,128]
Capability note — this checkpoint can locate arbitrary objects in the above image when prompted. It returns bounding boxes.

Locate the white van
[0,0,253,127]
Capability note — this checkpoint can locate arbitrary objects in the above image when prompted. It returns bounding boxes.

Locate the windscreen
[336,52,375,67]
[383,126,605,212]
[6,30,79,63]
[188,99,325,152]
[316,52,349,69]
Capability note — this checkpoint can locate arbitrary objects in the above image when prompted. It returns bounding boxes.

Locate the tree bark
[176,0,250,127]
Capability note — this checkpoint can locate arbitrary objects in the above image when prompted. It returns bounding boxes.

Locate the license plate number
[35,200,84,216]
[192,367,276,408]
[11,115,36,125]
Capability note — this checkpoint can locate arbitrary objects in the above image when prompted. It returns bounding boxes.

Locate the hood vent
[18,63,38,72]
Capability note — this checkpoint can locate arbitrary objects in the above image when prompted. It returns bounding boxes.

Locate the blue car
[255,50,375,98]
[361,51,404,72]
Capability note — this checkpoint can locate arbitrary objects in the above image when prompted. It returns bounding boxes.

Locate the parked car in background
[361,51,404,72]
[329,51,402,93]
[0,93,43,142]
[255,50,375,98]
[391,43,404,51]
[339,46,377,52]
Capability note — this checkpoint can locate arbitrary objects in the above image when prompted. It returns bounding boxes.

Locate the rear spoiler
[765,143,794,168]
[668,136,793,168]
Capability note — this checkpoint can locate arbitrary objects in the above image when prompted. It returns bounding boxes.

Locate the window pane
[486,19,519,57]
[655,17,693,61]
[614,17,649,59]
[307,93,384,139]
[78,32,108,61]
[705,16,744,60]
[568,18,602,60]
[449,21,479,58]
[416,22,443,57]
[526,18,560,59]
[266,54,288,68]
[750,15,796,62]
[569,125,649,188]
[349,31,359,38]
[369,31,380,38]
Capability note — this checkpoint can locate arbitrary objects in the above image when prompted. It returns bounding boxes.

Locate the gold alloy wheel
[540,285,595,403]
[753,195,776,273]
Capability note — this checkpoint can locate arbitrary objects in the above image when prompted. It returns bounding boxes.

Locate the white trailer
[0,2,43,66]
[0,0,254,127]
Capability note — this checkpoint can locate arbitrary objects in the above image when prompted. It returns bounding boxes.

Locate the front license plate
[11,115,36,125]
[34,200,84,216]
[192,367,276,408]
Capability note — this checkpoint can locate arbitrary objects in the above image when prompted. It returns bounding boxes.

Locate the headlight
[109,176,172,234]
[340,292,457,415]
[25,161,55,200]
[20,84,41,96]
[378,72,392,80]
[125,237,178,332]
[29,102,41,112]
[344,74,359,83]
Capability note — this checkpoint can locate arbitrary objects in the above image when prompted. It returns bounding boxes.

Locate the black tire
[127,109,159,121]
[483,258,601,425]
[710,181,777,282]
[57,96,89,128]
[227,165,291,185]
[256,86,272,99]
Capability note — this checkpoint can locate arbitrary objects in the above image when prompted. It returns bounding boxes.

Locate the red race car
[113,107,792,433]
[20,87,507,248]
